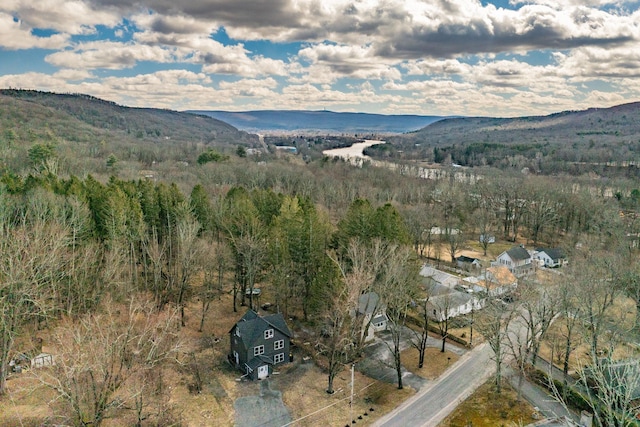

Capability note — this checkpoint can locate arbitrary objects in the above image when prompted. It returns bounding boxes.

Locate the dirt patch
[400,347,461,380]
[0,368,59,426]
[440,379,537,427]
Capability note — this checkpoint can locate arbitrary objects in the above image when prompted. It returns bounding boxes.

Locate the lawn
[401,347,461,380]
[439,379,537,427]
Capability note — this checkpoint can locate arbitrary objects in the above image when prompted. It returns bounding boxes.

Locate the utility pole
[350,363,355,425]
[470,304,474,347]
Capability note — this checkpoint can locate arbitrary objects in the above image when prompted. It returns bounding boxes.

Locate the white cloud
[53,69,94,80]
[556,44,640,79]
[296,43,402,82]
[45,41,179,69]
[202,55,291,77]
[0,13,69,50]
[2,0,640,116]
[0,0,120,34]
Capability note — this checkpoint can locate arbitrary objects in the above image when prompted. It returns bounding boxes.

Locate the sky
[1,0,640,117]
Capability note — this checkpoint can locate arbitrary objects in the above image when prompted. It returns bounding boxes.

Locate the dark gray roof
[246,354,274,370]
[372,315,386,324]
[506,246,530,261]
[456,255,479,263]
[262,313,292,337]
[536,247,566,261]
[592,359,640,400]
[231,310,292,349]
[358,292,380,315]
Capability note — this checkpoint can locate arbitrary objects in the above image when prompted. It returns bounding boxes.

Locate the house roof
[358,292,381,315]
[420,265,459,288]
[372,314,386,324]
[485,266,517,287]
[246,354,275,371]
[231,310,292,349]
[505,246,531,261]
[426,282,454,297]
[589,359,640,400]
[535,247,566,261]
[456,255,480,264]
[430,290,473,309]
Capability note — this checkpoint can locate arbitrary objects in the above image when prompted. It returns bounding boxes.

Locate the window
[274,353,285,364]
[274,339,284,350]
[254,345,265,356]
[264,329,274,339]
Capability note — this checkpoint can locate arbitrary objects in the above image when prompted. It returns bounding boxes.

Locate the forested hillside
[0,89,258,177]
[1,90,639,426]
[378,102,640,177]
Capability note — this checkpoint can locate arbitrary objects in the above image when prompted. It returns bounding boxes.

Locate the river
[322,139,479,184]
[322,140,384,165]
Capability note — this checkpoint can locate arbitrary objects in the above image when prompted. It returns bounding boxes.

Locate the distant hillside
[0,89,255,146]
[399,102,640,145]
[0,89,260,178]
[188,110,444,133]
[379,102,640,175]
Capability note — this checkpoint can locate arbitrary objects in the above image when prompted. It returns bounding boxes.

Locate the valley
[0,90,639,427]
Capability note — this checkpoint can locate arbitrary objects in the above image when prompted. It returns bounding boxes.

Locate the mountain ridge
[188,109,446,133]
[0,89,257,146]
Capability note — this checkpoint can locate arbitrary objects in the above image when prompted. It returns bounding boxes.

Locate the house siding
[229,310,292,380]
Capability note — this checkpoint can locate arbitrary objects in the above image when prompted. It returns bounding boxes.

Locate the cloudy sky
[1,0,640,116]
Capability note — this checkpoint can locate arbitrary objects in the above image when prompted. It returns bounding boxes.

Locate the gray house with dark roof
[229,310,292,380]
[534,247,567,268]
[355,292,387,342]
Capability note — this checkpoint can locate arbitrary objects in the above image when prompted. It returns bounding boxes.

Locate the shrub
[197,149,229,165]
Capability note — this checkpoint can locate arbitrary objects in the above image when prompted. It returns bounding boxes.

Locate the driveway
[234,380,291,427]
[358,326,467,392]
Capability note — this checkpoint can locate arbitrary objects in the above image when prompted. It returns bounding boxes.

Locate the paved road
[373,342,495,427]
[506,368,578,423]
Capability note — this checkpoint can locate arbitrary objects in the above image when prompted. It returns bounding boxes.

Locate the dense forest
[0,90,639,426]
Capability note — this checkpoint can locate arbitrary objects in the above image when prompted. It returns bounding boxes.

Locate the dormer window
[235,328,241,337]
[264,329,274,339]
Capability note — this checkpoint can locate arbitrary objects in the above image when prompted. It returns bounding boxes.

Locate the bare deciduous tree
[410,292,432,369]
[0,201,70,394]
[475,297,514,394]
[36,299,182,426]
[379,245,420,390]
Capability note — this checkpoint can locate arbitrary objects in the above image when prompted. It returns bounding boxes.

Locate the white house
[492,245,534,277]
[426,284,484,322]
[534,247,567,268]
